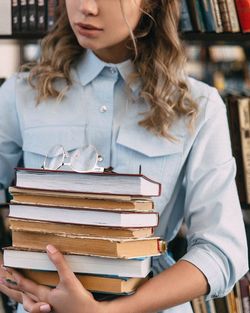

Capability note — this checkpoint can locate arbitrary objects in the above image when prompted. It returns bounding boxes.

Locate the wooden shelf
[181,32,250,45]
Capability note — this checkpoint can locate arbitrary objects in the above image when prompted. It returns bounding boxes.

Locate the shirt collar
[75,49,141,94]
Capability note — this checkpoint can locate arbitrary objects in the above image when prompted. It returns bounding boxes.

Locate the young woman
[0,0,248,312]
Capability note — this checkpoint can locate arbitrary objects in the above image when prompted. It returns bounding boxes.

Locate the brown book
[218,0,232,31]
[9,187,154,211]
[12,230,166,258]
[9,218,154,239]
[22,269,148,294]
[226,0,241,32]
[226,96,247,203]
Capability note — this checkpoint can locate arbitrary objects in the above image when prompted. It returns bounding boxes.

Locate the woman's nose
[79,0,98,16]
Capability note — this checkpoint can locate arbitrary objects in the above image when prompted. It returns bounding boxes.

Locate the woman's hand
[0,245,111,313]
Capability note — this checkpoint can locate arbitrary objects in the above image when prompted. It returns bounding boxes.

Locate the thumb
[46,245,76,284]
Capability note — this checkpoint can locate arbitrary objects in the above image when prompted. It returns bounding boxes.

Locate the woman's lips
[75,23,103,37]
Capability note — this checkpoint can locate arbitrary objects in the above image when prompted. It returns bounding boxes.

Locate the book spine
[47,0,58,31]
[225,0,241,32]
[0,0,12,35]
[20,0,28,32]
[238,98,250,204]
[226,96,247,203]
[37,0,46,32]
[235,0,250,33]
[239,276,250,313]
[186,0,205,31]
[211,0,223,32]
[12,0,21,34]
[200,0,217,31]
[180,0,193,32]
[28,0,37,31]
[217,0,232,31]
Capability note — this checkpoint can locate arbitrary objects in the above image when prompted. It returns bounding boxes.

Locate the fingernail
[40,304,51,312]
[5,278,18,285]
[46,245,58,254]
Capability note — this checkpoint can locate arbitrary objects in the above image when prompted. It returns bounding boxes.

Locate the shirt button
[100,105,108,113]
[98,155,104,162]
[109,67,117,74]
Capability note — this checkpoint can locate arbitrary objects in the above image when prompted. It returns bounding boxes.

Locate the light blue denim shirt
[0,50,248,313]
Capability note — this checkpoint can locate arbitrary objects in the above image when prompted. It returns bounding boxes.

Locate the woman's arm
[1,245,208,313]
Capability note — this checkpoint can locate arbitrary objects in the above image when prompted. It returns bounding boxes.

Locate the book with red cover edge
[235,0,250,33]
[8,203,160,228]
[14,168,162,197]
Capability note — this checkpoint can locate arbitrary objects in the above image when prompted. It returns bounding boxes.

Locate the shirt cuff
[180,243,244,301]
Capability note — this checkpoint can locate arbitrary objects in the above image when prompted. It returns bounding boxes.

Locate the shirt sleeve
[0,75,23,188]
[180,88,249,300]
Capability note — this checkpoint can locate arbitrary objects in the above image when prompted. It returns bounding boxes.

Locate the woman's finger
[22,293,52,313]
[1,268,51,303]
[0,280,23,303]
[46,245,76,284]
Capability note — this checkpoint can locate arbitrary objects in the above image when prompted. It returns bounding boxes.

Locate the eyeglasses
[42,144,104,173]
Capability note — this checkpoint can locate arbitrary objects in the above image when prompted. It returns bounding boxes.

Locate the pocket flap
[117,125,183,157]
[23,126,86,156]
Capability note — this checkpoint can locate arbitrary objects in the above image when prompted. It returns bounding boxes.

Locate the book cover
[3,247,152,277]
[20,0,28,32]
[11,230,166,258]
[200,0,217,32]
[11,0,21,34]
[0,0,12,35]
[9,218,154,239]
[9,203,159,227]
[37,0,46,32]
[235,0,250,33]
[14,168,161,196]
[27,0,37,31]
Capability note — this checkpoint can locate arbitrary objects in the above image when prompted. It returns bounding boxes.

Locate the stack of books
[3,168,166,296]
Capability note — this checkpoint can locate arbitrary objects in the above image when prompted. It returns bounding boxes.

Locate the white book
[9,203,159,227]
[0,0,12,35]
[3,247,151,278]
[15,168,161,197]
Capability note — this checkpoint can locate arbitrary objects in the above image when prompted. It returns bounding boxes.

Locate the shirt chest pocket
[114,125,184,200]
[22,126,87,169]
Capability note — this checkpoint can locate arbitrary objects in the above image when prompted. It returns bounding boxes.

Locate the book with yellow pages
[8,218,154,238]
[9,187,154,211]
[11,230,166,258]
[22,270,149,294]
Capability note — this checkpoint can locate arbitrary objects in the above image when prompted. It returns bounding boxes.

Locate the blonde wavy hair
[25,0,198,138]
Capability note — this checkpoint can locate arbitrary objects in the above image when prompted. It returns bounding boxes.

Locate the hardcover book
[11,230,166,258]
[9,187,154,211]
[9,203,159,227]
[22,269,148,294]
[3,247,152,277]
[9,218,154,238]
[14,168,161,196]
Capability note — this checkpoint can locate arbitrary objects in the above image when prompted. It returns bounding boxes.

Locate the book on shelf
[0,0,12,35]
[186,0,206,32]
[218,0,240,32]
[235,0,250,33]
[239,275,250,313]
[8,218,154,239]
[21,269,149,294]
[226,95,248,203]
[200,0,217,32]
[11,230,166,258]
[28,0,37,31]
[3,247,151,277]
[14,168,161,196]
[9,187,154,211]
[8,203,159,228]
[180,0,193,32]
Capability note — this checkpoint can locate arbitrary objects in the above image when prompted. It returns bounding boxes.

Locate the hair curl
[24,0,198,139]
